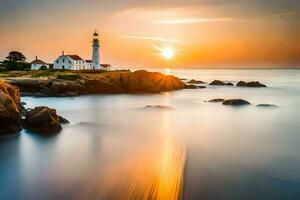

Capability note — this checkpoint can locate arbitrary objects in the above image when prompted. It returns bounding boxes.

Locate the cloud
[153,17,249,24]
[121,35,182,44]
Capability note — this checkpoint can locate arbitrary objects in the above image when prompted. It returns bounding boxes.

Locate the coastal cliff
[7,70,185,96]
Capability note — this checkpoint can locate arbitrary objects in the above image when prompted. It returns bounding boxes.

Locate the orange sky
[0,0,299,68]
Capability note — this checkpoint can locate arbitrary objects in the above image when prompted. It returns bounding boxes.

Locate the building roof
[85,60,93,63]
[31,59,47,65]
[101,64,111,67]
[67,55,83,61]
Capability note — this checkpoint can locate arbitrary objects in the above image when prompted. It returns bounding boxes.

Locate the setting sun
[161,48,175,60]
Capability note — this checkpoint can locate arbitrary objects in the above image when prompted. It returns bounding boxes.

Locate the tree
[5,51,26,62]
[39,65,48,70]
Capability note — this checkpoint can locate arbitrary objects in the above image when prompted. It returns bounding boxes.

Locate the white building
[53,31,109,70]
[31,56,49,70]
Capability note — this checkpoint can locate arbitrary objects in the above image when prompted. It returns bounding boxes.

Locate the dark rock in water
[0,80,22,135]
[59,116,70,124]
[236,81,267,88]
[198,86,206,89]
[209,80,233,86]
[187,79,206,84]
[223,99,251,106]
[225,82,234,86]
[256,104,277,107]
[185,84,198,89]
[247,81,267,87]
[24,106,62,134]
[143,105,173,110]
[236,81,247,87]
[208,98,225,103]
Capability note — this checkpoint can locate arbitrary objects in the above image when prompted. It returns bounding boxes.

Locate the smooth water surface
[1,69,300,200]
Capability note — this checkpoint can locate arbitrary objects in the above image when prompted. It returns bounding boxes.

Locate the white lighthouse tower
[92,31,100,69]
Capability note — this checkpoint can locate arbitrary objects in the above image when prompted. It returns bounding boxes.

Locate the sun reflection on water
[84,95,186,200]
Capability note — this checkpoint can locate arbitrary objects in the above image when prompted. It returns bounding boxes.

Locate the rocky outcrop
[24,106,62,134]
[236,81,266,88]
[187,79,205,84]
[208,98,225,103]
[184,84,198,89]
[209,80,233,86]
[9,70,185,96]
[223,99,251,106]
[0,81,22,135]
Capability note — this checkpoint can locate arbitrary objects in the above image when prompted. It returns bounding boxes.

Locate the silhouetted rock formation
[236,81,266,88]
[10,70,185,96]
[187,79,205,84]
[209,80,233,86]
[223,99,251,106]
[24,106,62,134]
[184,84,198,89]
[208,98,225,103]
[0,81,22,135]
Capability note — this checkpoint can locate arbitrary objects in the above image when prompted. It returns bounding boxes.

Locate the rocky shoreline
[5,70,185,97]
[0,70,186,135]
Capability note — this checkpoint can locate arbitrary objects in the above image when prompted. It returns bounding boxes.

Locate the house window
[63,59,65,63]
[62,65,65,69]
[56,60,58,63]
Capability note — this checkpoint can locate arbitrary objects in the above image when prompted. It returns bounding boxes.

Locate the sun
[161,48,174,60]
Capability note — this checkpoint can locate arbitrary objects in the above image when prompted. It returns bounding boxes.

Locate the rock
[208,98,225,103]
[0,81,22,135]
[184,84,198,89]
[187,79,205,84]
[24,106,62,134]
[65,92,79,97]
[256,104,277,107]
[236,81,247,87]
[59,115,70,124]
[209,80,233,86]
[236,81,266,87]
[9,70,185,96]
[143,105,173,110]
[225,82,234,86]
[223,99,251,106]
[198,86,207,89]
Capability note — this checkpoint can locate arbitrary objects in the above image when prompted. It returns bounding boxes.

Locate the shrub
[31,71,52,78]
[39,65,48,70]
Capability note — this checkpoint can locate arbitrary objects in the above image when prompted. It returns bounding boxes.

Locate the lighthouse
[92,31,100,69]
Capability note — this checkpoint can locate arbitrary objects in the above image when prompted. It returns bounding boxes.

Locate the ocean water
[1,69,300,200]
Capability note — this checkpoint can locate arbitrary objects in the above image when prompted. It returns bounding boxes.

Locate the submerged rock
[236,81,266,88]
[256,104,277,107]
[184,84,198,89]
[24,106,62,134]
[223,99,251,106]
[209,80,233,86]
[187,79,206,84]
[208,98,225,103]
[0,81,22,135]
[143,105,173,110]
